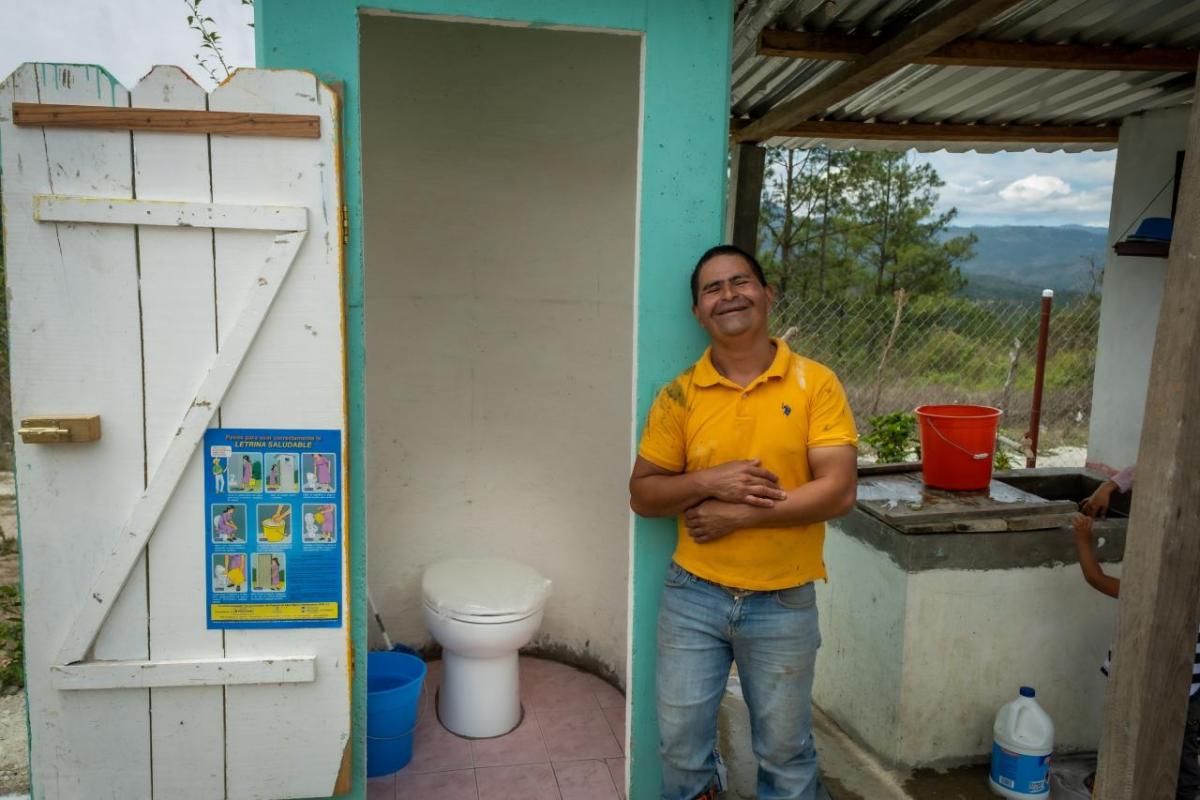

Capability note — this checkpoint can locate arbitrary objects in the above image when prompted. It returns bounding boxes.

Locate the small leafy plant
[184,0,254,84]
[0,583,22,691]
[863,411,919,464]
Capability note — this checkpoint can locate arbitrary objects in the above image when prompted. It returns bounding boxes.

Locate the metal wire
[770,292,1101,447]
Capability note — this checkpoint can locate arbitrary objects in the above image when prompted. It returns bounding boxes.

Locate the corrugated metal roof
[731,0,1200,152]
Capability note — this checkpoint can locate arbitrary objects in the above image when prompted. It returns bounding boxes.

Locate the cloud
[998,174,1071,202]
[913,150,1116,227]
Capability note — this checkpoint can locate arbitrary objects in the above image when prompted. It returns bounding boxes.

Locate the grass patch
[0,582,21,691]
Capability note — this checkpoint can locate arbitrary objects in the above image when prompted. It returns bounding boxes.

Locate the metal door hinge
[342,206,349,245]
[19,414,101,444]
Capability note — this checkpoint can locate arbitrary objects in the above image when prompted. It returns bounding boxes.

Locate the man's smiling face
[692,253,773,341]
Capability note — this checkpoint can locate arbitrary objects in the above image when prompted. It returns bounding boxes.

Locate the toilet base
[438,649,521,738]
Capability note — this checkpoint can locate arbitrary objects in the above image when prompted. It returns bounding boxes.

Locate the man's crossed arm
[628,446,857,543]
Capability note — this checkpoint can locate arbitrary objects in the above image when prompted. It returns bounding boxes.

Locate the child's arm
[1080,465,1136,518]
[1072,513,1121,598]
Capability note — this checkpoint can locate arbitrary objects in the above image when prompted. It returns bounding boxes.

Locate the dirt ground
[0,470,26,796]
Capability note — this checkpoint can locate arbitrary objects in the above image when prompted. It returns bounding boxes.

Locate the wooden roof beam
[732,119,1120,144]
[734,0,1044,144]
[759,29,1200,73]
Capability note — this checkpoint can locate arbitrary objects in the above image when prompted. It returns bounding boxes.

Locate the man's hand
[697,460,786,508]
[684,500,752,543]
[1080,480,1117,518]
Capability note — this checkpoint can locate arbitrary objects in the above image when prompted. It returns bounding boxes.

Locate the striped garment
[1102,627,1200,696]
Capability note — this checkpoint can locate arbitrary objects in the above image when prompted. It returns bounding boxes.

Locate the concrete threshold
[814,706,912,800]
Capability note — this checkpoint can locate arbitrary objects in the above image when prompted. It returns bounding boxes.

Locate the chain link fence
[771,292,1102,453]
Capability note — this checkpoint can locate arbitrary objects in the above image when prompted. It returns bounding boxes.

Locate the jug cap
[1019,686,1036,698]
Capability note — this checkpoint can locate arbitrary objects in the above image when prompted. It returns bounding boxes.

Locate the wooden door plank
[55,230,306,667]
[0,63,152,799]
[1095,63,1200,800]
[131,65,228,800]
[52,655,316,690]
[13,101,320,137]
[210,69,350,800]
[34,194,305,230]
[856,472,1076,527]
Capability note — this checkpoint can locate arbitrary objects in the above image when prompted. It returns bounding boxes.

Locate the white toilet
[422,557,552,738]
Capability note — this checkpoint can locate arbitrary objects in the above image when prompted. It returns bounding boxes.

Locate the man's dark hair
[690,244,767,305]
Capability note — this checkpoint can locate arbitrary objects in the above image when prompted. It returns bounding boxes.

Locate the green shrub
[0,583,22,691]
[863,411,919,463]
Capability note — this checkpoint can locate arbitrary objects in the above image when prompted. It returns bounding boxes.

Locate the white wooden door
[0,64,350,800]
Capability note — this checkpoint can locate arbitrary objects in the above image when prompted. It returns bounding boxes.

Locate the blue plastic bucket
[367,651,427,777]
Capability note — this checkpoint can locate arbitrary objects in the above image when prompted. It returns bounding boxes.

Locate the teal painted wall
[256,3,731,797]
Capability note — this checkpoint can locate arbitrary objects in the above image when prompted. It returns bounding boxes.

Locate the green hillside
[944,225,1108,300]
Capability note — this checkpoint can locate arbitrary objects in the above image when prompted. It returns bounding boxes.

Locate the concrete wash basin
[793,466,1129,772]
[994,468,1130,518]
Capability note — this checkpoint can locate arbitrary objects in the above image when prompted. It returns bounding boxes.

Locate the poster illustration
[205,428,343,629]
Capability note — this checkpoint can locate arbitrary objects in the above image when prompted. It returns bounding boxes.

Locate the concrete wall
[1088,105,1192,472]
[360,16,639,681]
[815,523,1120,767]
[813,529,907,761]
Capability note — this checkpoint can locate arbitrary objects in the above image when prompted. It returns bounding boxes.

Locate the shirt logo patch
[782,403,792,417]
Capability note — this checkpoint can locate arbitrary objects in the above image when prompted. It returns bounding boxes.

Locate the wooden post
[729,142,765,254]
[1026,290,1053,468]
[870,288,907,416]
[1095,63,1200,799]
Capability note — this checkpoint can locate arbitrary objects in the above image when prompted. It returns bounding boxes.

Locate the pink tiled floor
[370,657,627,800]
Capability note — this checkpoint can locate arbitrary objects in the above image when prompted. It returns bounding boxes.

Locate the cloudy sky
[2,1,1115,229]
[917,149,1115,228]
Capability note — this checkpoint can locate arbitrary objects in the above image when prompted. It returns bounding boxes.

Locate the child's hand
[1080,480,1117,518]
[1072,512,1094,542]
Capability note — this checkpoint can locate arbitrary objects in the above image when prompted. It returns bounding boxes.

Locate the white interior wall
[361,16,639,681]
[815,524,1118,767]
[1088,105,1191,472]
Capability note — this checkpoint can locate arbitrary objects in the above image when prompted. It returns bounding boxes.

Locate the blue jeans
[657,562,826,800]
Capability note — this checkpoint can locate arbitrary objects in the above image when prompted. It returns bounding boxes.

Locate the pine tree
[757,148,976,301]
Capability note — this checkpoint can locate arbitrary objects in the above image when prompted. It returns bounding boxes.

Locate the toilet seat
[421,599,534,626]
[422,556,552,622]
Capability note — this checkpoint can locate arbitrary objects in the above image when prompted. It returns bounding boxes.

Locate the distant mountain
[945,225,1108,301]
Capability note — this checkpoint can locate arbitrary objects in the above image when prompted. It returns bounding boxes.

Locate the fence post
[1001,337,1022,416]
[1025,289,1053,467]
[870,288,907,416]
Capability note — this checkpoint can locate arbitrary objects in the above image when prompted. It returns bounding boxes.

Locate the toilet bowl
[422,557,552,738]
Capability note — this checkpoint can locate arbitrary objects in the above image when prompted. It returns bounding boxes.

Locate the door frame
[255,1,732,796]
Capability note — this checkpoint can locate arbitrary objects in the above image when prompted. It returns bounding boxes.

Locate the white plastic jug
[989,686,1055,798]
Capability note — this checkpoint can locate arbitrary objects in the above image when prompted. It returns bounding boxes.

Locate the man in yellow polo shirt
[629,244,857,800]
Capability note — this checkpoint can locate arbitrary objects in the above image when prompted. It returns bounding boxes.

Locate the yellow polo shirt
[638,339,857,590]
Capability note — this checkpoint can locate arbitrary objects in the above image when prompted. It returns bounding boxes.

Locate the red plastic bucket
[915,404,1003,491]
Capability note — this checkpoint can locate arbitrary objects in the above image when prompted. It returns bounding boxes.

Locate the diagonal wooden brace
[55,224,306,666]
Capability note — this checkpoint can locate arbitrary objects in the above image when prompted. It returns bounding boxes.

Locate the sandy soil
[0,691,26,796]
[0,471,26,796]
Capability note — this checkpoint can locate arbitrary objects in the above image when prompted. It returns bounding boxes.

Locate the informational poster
[204,428,343,629]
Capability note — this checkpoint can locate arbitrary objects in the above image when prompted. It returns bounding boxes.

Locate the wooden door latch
[19,415,101,444]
